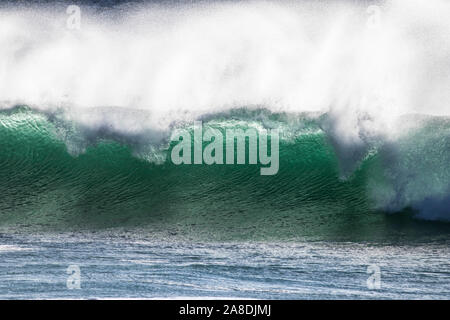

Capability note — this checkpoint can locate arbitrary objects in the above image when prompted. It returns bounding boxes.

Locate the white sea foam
[0,0,448,136]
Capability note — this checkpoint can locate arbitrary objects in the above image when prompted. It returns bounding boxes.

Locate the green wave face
[0,106,449,241]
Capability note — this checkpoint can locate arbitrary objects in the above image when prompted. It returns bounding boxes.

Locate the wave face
[0,107,449,240]
[0,1,449,239]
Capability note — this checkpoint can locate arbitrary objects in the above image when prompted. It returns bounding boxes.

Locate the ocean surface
[0,0,449,299]
[1,232,449,299]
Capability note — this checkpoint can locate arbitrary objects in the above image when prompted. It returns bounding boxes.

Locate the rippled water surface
[0,233,449,299]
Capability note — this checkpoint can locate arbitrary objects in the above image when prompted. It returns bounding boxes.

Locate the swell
[0,106,449,241]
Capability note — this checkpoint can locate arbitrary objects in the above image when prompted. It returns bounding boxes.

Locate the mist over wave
[1,1,449,123]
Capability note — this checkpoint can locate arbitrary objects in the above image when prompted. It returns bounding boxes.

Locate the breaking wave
[0,0,449,238]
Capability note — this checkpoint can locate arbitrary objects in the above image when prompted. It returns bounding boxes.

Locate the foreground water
[0,232,448,299]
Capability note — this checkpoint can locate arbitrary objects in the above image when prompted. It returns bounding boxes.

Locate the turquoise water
[1,107,449,236]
